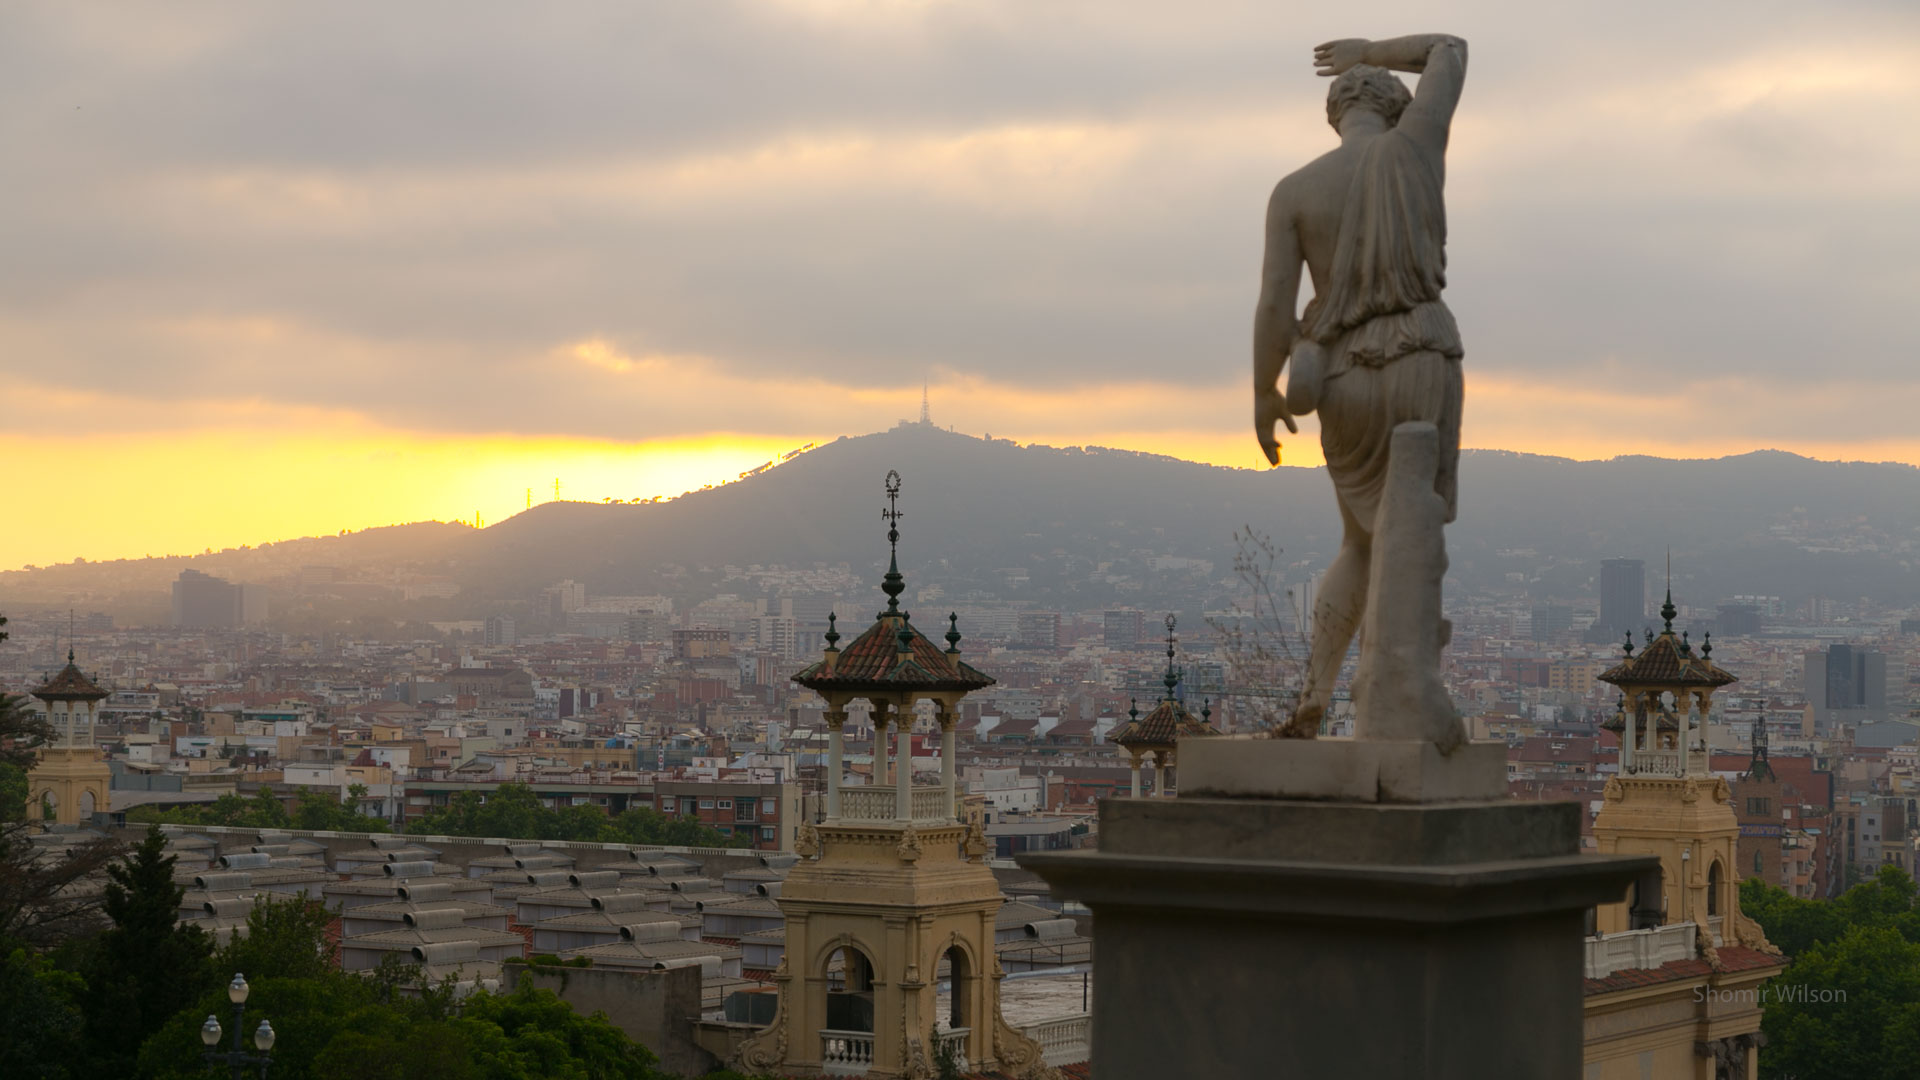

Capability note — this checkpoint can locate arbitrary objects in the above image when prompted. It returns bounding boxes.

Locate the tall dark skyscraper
[1598,558,1645,637]
[170,568,266,628]
[1805,643,1896,732]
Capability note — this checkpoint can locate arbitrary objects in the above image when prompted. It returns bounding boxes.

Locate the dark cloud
[1,0,1916,441]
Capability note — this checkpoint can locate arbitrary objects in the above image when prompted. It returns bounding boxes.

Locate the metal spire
[1161,614,1181,701]
[879,470,906,616]
[1661,549,1676,634]
[945,613,963,655]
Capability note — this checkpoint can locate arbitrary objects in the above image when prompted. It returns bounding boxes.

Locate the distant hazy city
[8,420,1920,1077]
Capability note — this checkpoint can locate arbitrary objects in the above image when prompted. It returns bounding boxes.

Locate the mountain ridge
[5,426,1919,615]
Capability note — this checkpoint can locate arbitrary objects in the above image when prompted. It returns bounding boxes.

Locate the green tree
[74,826,215,1075]
[139,968,377,1080]
[0,613,57,772]
[1745,865,1920,1079]
[1739,877,1849,958]
[0,762,28,820]
[216,893,337,984]
[1761,925,1920,1080]
[408,782,737,847]
[0,691,54,772]
[0,820,120,951]
[292,784,392,833]
[0,949,85,1080]
[452,982,661,1080]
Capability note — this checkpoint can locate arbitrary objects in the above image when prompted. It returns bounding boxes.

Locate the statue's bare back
[1251,35,1468,740]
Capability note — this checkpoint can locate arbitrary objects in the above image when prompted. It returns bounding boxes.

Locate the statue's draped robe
[1301,126,1463,529]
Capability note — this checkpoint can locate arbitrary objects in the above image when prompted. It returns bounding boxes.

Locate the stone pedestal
[1020,795,1654,1080]
[1180,733,1507,804]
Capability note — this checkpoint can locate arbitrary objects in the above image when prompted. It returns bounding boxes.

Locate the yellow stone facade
[27,658,112,826]
[1584,610,1783,1078]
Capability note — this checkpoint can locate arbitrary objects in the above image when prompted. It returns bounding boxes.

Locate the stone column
[896,701,914,822]
[939,707,957,822]
[1678,694,1691,778]
[1160,751,1175,798]
[1623,692,1637,774]
[1129,755,1142,799]
[826,708,846,820]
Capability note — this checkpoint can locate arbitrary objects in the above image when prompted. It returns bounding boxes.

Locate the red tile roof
[1110,698,1218,749]
[1599,630,1737,691]
[1583,944,1784,996]
[793,615,994,694]
[32,659,108,702]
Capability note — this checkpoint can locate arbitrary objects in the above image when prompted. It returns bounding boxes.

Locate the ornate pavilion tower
[733,472,1052,1079]
[1107,615,1219,798]
[1590,588,1771,952]
[28,649,112,825]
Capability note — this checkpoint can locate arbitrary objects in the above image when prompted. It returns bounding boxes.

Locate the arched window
[823,945,875,1034]
[1707,861,1724,917]
[1754,848,1765,875]
[943,945,972,1030]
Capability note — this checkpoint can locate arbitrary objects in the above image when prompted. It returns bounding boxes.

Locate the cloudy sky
[4,1,1917,568]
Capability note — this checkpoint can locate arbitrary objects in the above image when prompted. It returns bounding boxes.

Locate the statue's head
[1326,64,1412,132]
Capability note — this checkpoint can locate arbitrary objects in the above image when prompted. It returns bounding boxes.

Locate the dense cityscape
[5,419,1920,1076]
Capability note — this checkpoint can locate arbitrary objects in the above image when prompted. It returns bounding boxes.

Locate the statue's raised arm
[1315,35,1467,162]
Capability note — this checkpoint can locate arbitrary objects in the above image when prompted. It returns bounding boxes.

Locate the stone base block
[1099,797,1578,866]
[1179,733,1507,803]
[1019,797,1655,1080]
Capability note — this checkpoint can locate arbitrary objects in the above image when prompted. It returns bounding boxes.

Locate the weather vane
[883,469,903,529]
[879,470,907,616]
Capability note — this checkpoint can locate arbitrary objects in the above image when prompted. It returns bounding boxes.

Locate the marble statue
[1252,35,1468,747]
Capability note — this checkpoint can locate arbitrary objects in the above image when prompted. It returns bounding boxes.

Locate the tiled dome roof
[33,654,108,702]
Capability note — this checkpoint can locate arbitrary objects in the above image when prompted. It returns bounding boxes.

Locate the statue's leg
[1284,501,1369,737]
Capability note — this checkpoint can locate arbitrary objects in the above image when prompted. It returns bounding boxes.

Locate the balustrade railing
[836,785,955,824]
[1021,1013,1091,1067]
[838,789,896,821]
[934,1026,970,1069]
[1624,749,1682,777]
[910,786,951,822]
[820,1030,875,1074]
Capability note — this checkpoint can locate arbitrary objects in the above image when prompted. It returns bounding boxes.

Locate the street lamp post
[201,973,275,1080]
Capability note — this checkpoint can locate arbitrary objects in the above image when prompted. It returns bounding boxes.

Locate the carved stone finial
[964,819,988,862]
[880,470,906,616]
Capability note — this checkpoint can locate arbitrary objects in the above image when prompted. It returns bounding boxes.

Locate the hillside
[5,425,1919,618]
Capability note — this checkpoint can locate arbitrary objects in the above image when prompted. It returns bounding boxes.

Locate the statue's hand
[1255,387,1297,467]
[1314,39,1369,77]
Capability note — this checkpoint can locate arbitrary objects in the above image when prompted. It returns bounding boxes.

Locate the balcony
[1585,922,1696,979]
[820,1029,875,1074]
[1623,749,1681,777]
[836,784,955,825]
[1021,1012,1091,1067]
[934,1026,970,1070]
